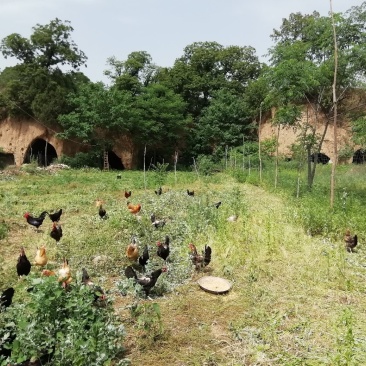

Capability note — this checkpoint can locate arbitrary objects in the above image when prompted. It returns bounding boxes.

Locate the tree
[1,18,87,70]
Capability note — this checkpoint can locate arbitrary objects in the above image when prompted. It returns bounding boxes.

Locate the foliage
[0,221,8,240]
[57,151,102,169]
[0,275,126,365]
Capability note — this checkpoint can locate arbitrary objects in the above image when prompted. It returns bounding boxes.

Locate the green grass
[1,163,366,365]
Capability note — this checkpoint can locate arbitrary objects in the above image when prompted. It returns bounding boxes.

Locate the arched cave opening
[24,139,58,166]
[107,151,125,170]
[352,149,366,164]
[0,153,15,168]
[310,152,330,164]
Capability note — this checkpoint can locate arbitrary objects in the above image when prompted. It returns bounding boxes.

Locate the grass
[1,163,366,365]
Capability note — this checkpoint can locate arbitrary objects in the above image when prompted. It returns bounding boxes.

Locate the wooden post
[103,150,109,171]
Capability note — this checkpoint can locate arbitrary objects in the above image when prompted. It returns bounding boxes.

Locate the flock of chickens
[1,187,214,311]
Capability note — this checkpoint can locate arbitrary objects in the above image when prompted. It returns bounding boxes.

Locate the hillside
[1,166,366,365]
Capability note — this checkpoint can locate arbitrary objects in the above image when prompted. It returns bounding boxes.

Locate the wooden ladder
[103,150,109,171]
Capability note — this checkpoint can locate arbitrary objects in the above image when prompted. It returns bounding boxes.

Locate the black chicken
[155,187,162,195]
[48,208,63,222]
[81,268,106,303]
[157,235,170,261]
[16,246,32,277]
[345,229,358,253]
[189,243,212,270]
[138,245,149,270]
[187,189,194,196]
[0,287,15,309]
[213,201,222,209]
[124,189,132,199]
[23,211,48,230]
[125,266,167,297]
[50,222,63,243]
[150,213,166,229]
[99,205,107,219]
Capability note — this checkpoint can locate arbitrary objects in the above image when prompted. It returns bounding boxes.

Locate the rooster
[150,213,166,229]
[157,235,170,261]
[50,222,63,243]
[344,229,358,253]
[155,187,162,195]
[187,189,194,196]
[58,258,72,288]
[96,199,107,219]
[34,246,48,267]
[16,246,32,277]
[126,237,139,261]
[125,266,167,297]
[81,268,106,303]
[124,189,132,199]
[127,202,141,215]
[189,243,212,270]
[24,211,48,230]
[48,209,63,222]
[0,287,15,309]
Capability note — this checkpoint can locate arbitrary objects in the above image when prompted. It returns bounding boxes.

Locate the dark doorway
[310,152,330,164]
[0,153,15,168]
[108,151,125,170]
[24,139,58,166]
[352,149,366,164]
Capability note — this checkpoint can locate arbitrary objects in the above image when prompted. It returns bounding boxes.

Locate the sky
[0,0,360,83]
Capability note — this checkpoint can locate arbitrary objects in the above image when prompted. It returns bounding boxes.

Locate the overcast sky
[0,0,359,83]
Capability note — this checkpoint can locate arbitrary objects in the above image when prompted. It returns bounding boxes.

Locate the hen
[0,287,15,309]
[213,201,222,209]
[50,222,63,243]
[126,237,139,261]
[16,246,32,277]
[150,213,166,229]
[96,199,107,219]
[124,265,167,297]
[187,189,194,196]
[155,187,162,195]
[48,208,63,222]
[82,268,106,303]
[189,243,212,270]
[344,229,358,253]
[157,235,170,261]
[138,245,149,270]
[124,189,132,199]
[58,258,72,288]
[127,202,141,215]
[24,211,48,230]
[34,246,48,267]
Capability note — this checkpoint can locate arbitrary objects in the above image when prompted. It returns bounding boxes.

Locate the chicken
[187,189,194,196]
[48,208,63,222]
[58,258,72,288]
[23,211,48,230]
[81,268,106,303]
[126,237,139,261]
[124,266,167,297]
[150,213,166,229]
[42,269,56,276]
[157,235,170,261]
[213,201,222,209]
[16,246,32,277]
[0,287,15,309]
[50,222,63,243]
[34,246,48,267]
[138,245,149,270]
[127,202,141,215]
[96,199,107,219]
[155,187,162,195]
[124,189,132,199]
[344,229,358,253]
[189,243,212,270]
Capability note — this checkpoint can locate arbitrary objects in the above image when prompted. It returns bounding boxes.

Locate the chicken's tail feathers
[354,235,358,246]
[125,266,137,279]
[40,211,49,220]
[204,245,212,266]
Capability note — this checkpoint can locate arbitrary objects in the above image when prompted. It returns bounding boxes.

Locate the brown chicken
[127,202,141,215]
[344,229,358,253]
[58,258,72,288]
[34,246,48,267]
[189,243,212,270]
[124,189,132,199]
[126,237,139,261]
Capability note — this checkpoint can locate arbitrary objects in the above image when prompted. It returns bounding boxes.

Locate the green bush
[58,151,102,169]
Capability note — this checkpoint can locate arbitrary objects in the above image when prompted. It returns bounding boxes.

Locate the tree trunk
[258,103,263,182]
